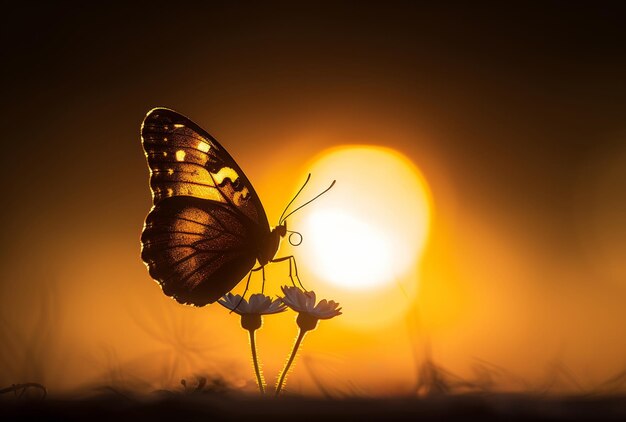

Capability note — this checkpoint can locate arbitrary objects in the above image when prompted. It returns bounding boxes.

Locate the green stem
[248,329,265,394]
[275,328,307,397]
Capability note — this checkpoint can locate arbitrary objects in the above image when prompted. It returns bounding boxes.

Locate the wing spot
[197,141,211,153]
[162,151,168,157]
[174,124,185,129]
[163,137,168,142]
[176,150,186,161]
[212,167,239,186]
[167,168,174,175]
[234,187,251,206]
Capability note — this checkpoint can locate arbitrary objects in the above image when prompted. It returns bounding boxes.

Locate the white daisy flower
[280,286,342,331]
[218,293,286,395]
[218,293,287,331]
[275,286,342,396]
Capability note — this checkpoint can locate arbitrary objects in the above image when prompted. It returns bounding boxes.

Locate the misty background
[1,2,625,395]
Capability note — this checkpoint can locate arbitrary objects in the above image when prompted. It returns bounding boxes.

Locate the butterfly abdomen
[257,224,286,266]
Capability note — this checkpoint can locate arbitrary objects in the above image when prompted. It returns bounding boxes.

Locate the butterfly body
[140,108,286,306]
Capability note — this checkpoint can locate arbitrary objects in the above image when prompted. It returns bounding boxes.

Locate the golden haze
[2,2,625,397]
[1,113,624,395]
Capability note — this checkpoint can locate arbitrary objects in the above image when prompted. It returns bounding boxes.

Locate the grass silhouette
[1,280,625,420]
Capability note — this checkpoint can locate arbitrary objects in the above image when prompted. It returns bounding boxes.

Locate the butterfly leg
[288,256,305,290]
[261,266,266,294]
[270,255,306,290]
[290,256,306,291]
[234,266,265,311]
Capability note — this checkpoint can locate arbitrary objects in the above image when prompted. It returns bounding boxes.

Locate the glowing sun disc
[305,208,394,289]
[296,146,431,293]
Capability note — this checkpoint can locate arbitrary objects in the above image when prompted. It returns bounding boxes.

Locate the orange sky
[1,3,625,396]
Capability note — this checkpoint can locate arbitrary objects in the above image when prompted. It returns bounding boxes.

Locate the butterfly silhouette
[140,108,333,306]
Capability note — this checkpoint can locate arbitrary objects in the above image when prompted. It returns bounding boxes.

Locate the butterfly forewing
[141,108,269,227]
[140,108,271,306]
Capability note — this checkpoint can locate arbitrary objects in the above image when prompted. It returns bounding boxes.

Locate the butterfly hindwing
[140,108,271,305]
[141,196,258,306]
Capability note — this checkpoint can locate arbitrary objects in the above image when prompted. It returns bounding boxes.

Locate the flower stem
[248,329,265,394]
[275,328,307,397]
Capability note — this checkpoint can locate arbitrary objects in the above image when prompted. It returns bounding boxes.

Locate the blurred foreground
[1,388,625,422]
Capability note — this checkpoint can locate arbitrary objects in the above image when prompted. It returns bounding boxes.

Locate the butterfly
[140,108,333,306]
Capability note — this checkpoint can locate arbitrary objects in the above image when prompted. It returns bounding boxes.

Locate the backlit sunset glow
[279,146,433,329]
[299,146,431,291]
[306,208,394,289]
[2,4,626,419]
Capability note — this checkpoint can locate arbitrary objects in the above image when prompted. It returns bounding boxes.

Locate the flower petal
[248,294,265,312]
[280,286,308,312]
[304,291,316,309]
[317,307,342,319]
[279,286,341,320]
[218,293,248,314]
[314,298,328,310]
[267,298,287,314]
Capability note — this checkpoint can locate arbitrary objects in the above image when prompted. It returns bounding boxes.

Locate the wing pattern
[141,196,258,306]
[141,108,269,227]
[140,108,271,306]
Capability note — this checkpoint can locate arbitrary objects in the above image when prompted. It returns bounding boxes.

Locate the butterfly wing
[140,108,271,306]
[141,196,257,305]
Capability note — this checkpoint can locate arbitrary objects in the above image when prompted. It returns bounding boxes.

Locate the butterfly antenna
[278,173,311,224]
[279,180,336,224]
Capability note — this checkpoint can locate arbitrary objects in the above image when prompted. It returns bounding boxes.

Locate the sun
[294,146,431,294]
[305,208,395,289]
